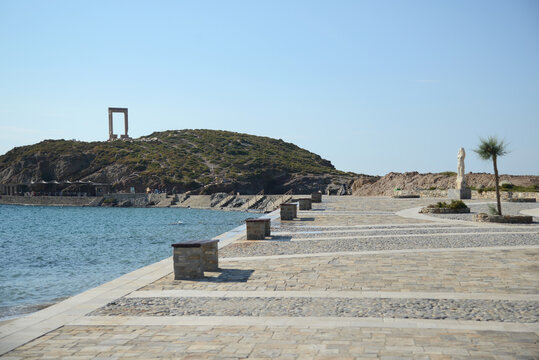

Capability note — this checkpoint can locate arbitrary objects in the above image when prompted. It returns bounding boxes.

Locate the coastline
[2,190,537,210]
[0,205,264,326]
[0,207,276,356]
[0,298,69,323]
[0,194,289,212]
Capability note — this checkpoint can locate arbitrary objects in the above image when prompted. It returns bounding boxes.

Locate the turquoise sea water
[0,205,254,320]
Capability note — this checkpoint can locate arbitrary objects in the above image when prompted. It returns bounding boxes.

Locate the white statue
[456,147,466,189]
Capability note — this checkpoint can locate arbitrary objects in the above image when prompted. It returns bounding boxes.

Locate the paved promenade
[1,197,538,359]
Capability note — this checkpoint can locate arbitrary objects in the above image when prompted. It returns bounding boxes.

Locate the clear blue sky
[1,1,538,175]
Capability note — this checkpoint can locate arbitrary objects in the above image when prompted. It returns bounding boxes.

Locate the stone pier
[311,192,322,203]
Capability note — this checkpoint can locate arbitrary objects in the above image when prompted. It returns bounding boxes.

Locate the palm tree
[473,136,508,216]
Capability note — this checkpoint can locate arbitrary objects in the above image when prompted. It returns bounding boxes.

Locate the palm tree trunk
[493,155,502,216]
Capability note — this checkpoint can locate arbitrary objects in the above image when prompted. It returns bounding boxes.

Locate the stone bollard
[311,192,322,203]
[171,243,204,279]
[246,218,267,240]
[298,198,312,210]
[247,217,271,236]
[171,239,219,279]
[280,203,297,220]
[263,218,271,237]
[200,240,219,271]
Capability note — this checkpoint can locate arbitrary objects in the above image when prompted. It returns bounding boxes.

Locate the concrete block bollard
[311,192,322,203]
[246,218,267,240]
[298,198,312,210]
[171,239,219,279]
[280,203,297,220]
[171,244,204,279]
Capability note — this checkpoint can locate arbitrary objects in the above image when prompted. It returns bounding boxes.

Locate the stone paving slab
[316,196,471,212]
[143,247,539,294]
[279,230,538,241]
[272,227,537,238]
[71,315,539,332]
[274,223,465,232]
[125,289,539,301]
[0,256,174,356]
[3,324,538,359]
[294,214,431,226]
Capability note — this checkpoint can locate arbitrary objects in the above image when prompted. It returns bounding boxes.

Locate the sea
[0,204,255,321]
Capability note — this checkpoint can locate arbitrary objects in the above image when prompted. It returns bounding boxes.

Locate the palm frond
[473,136,508,160]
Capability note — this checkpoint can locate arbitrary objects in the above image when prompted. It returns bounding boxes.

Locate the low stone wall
[102,193,167,207]
[418,190,448,198]
[420,207,470,214]
[106,193,147,201]
[508,198,536,203]
[395,190,445,198]
[0,195,97,207]
[0,193,169,208]
[472,191,539,201]
[412,190,538,201]
[474,213,533,224]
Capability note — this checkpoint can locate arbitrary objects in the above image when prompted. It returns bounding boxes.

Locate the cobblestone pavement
[220,232,538,257]
[298,214,431,226]
[273,226,537,237]
[92,297,538,323]
[2,196,538,359]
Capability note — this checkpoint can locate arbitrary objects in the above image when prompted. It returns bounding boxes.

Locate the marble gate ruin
[108,107,131,141]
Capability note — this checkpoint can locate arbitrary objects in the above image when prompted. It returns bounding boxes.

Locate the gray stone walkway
[1,196,538,359]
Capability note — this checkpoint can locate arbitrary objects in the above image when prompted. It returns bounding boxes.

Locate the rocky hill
[352,172,539,196]
[0,129,356,194]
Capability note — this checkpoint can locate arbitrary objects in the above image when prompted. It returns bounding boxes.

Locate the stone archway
[108,107,130,141]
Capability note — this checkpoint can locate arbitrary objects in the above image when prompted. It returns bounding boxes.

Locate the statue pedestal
[448,188,471,200]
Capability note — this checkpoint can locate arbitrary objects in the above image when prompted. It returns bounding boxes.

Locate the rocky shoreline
[0,193,295,212]
[352,172,538,196]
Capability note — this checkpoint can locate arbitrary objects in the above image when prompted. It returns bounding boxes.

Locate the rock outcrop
[351,172,538,196]
[0,129,357,195]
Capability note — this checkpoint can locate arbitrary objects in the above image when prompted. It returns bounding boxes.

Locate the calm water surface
[0,205,254,320]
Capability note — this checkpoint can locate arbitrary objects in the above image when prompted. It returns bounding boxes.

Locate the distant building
[0,184,27,196]
[0,181,111,196]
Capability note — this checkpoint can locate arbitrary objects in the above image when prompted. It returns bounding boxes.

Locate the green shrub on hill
[0,129,345,192]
